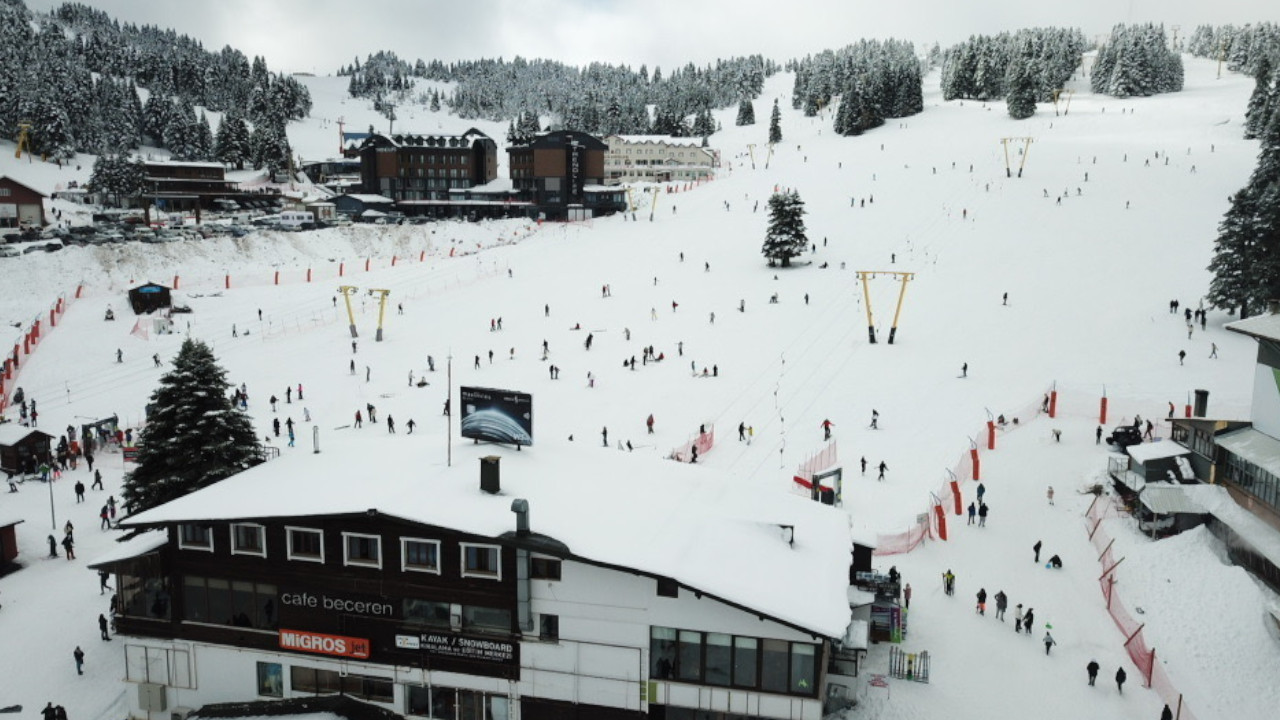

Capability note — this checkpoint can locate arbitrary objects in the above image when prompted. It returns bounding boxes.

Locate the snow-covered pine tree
[1209,109,1280,317]
[1005,63,1037,119]
[768,98,782,143]
[1245,57,1274,140]
[736,99,755,126]
[215,112,250,170]
[121,338,262,515]
[762,190,808,267]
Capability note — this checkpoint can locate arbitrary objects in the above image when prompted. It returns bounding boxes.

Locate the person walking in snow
[994,590,1008,620]
[1023,608,1035,635]
[942,569,955,596]
[738,422,746,441]
[870,409,879,429]
[1047,486,1055,505]
[976,482,985,504]
[61,534,75,560]
[821,418,834,440]
[1115,666,1127,693]
[903,583,912,608]
[387,416,395,433]
[354,410,363,428]
[1014,604,1024,632]
[975,588,987,615]
[272,418,280,437]
[602,427,608,447]
[1161,705,1173,720]
[74,480,85,503]
[1178,349,1186,365]
[647,414,655,434]
[978,503,989,527]
[98,613,111,641]
[1043,631,1056,655]
[1086,660,1100,686]
[1034,540,1043,563]
[967,502,977,525]
[74,646,85,675]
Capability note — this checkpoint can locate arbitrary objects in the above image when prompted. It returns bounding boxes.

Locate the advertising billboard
[459,387,533,447]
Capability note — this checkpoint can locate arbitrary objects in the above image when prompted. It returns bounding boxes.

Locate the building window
[733,636,758,687]
[290,667,393,702]
[650,627,817,698]
[704,633,731,686]
[178,524,212,551]
[760,639,790,693]
[651,628,678,678]
[181,575,276,629]
[344,533,382,568]
[117,574,171,621]
[462,605,511,634]
[678,630,702,682]
[530,556,561,580]
[0,188,9,196]
[403,598,451,627]
[286,527,324,563]
[539,614,559,641]
[790,642,817,693]
[402,538,441,573]
[257,662,283,697]
[460,543,501,579]
[230,523,265,557]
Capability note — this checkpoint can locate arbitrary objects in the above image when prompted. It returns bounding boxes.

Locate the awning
[1139,485,1206,515]
[86,530,168,569]
[1214,428,1280,480]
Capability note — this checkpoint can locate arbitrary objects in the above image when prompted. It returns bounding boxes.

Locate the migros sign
[279,629,371,659]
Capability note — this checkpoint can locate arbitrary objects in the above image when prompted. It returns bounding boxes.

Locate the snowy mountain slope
[0,55,1277,720]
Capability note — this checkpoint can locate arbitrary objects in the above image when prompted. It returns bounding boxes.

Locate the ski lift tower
[857,271,914,344]
[337,285,360,338]
[1000,137,1034,178]
[367,288,391,341]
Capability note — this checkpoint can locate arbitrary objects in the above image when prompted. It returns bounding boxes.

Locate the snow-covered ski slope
[1,55,1278,720]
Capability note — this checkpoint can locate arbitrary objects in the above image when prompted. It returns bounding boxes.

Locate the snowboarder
[74,646,85,675]
[1044,631,1056,655]
[1048,555,1063,569]
[98,613,110,641]
[1086,660,1100,686]
[1034,540,1042,563]
[976,588,987,615]
[994,590,1007,620]
[1115,666,1127,693]
[821,419,834,440]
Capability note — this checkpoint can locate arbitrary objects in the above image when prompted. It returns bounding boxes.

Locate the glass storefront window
[790,643,816,694]
[704,633,731,686]
[462,605,511,634]
[678,630,702,682]
[760,639,789,693]
[256,662,283,697]
[732,637,757,687]
[651,627,677,679]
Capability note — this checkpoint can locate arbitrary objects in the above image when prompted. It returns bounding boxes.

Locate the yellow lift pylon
[857,270,915,344]
[337,285,360,338]
[1000,137,1034,178]
[367,288,391,341]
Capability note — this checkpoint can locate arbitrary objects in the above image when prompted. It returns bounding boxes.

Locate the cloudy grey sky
[23,0,1280,74]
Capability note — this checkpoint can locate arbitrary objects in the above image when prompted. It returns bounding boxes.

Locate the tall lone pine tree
[769,99,782,143]
[122,339,262,514]
[736,99,755,126]
[1208,110,1280,318]
[762,190,808,267]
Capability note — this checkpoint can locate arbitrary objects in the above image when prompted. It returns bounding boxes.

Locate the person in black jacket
[1161,705,1173,720]
[98,613,111,641]
[1086,660,1100,686]
[1023,608,1035,634]
[1116,666,1127,693]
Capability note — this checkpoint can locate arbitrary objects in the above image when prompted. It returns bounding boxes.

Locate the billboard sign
[394,631,518,665]
[459,387,533,446]
[279,629,371,659]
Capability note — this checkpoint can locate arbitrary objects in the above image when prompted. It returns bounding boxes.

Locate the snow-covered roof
[1126,440,1190,464]
[1183,484,1280,571]
[1225,312,1280,343]
[123,444,855,638]
[1138,485,1206,515]
[0,425,53,446]
[841,619,869,651]
[86,530,168,568]
[846,586,877,608]
[142,160,226,169]
[0,515,23,529]
[339,194,395,204]
[608,135,708,148]
[1214,428,1280,480]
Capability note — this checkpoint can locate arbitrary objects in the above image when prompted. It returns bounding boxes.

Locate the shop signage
[395,631,517,665]
[280,590,396,618]
[279,629,370,659]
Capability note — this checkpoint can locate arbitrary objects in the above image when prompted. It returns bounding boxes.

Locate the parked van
[278,211,315,230]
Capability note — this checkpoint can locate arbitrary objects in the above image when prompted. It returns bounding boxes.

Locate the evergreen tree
[430,90,441,112]
[768,98,782,143]
[121,339,262,515]
[1005,64,1037,119]
[736,99,755,126]
[762,190,808,267]
[1208,112,1280,317]
[214,112,250,169]
[1245,57,1273,140]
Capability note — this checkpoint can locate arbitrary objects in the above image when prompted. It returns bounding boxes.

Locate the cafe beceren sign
[395,631,518,665]
[280,590,396,618]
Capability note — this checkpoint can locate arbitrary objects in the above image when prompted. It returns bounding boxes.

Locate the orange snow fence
[1049,390,1058,418]
[987,420,996,450]
[970,448,980,480]
[950,480,963,515]
[934,504,948,540]
[173,275,180,290]
[1100,395,1108,424]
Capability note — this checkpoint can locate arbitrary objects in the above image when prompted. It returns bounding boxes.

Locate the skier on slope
[821,419,834,440]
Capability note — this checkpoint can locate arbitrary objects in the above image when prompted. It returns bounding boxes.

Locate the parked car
[1106,425,1143,449]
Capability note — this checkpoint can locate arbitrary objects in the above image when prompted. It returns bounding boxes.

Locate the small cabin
[1136,485,1208,538]
[1109,441,1196,500]
[128,282,172,315]
[0,516,24,569]
[0,425,54,476]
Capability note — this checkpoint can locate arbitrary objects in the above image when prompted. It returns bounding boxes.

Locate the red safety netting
[792,440,838,488]
[670,425,715,463]
[1085,497,1198,720]
[1,287,79,415]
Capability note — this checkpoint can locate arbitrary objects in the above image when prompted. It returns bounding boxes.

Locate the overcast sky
[23,0,1280,74]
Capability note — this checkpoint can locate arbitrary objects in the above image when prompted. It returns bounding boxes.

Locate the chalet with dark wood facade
[507,131,624,220]
[0,176,46,229]
[358,130,498,204]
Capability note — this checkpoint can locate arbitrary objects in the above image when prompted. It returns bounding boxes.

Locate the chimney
[480,455,500,494]
[511,498,530,536]
[1193,389,1209,418]
[511,498,534,633]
